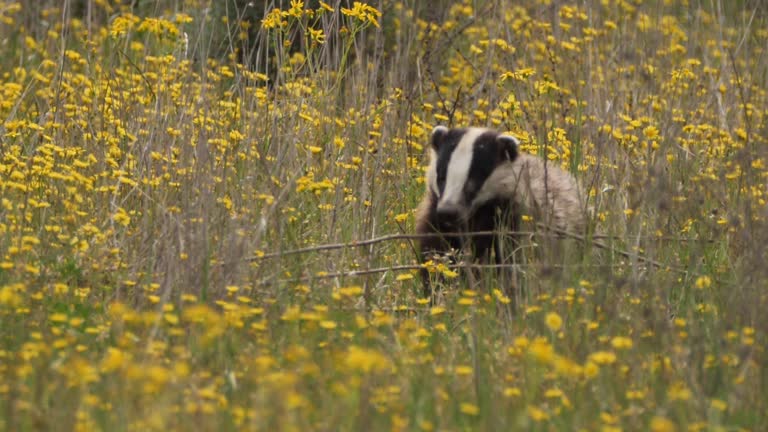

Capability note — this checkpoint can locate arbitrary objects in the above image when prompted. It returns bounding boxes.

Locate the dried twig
[533,223,669,270]
[247,230,535,261]
[246,224,723,287]
[257,262,629,286]
[247,230,715,262]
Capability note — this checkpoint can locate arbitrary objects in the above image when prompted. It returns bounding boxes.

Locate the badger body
[416,126,585,297]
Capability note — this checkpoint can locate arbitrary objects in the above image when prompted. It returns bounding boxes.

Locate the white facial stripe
[439,127,487,208]
[427,148,439,196]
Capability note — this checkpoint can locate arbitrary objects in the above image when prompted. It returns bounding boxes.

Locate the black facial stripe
[433,128,468,196]
[464,132,502,204]
[435,145,453,195]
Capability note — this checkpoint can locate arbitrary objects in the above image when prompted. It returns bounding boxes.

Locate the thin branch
[247,230,534,261]
[246,230,716,262]
[256,262,631,286]
[247,223,731,287]
[533,223,668,270]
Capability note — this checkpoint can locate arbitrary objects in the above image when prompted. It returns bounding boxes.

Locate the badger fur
[415,125,585,297]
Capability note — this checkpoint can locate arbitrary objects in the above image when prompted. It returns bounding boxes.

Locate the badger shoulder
[479,153,586,232]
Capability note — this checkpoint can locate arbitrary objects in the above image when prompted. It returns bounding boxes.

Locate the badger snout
[436,201,465,227]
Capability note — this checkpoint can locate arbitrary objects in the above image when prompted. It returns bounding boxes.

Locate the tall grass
[1,0,766,430]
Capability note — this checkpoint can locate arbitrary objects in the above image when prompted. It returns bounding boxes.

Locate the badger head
[426,125,521,227]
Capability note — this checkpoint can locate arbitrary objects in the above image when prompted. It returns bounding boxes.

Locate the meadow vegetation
[1,0,767,430]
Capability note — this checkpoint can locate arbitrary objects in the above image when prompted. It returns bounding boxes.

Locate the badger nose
[436,202,462,226]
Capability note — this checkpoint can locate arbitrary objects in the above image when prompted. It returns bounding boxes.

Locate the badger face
[427,126,521,227]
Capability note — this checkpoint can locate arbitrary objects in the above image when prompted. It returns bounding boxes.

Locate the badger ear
[430,125,449,150]
[497,134,520,161]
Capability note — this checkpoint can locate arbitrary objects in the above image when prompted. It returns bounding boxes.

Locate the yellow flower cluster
[0,0,766,430]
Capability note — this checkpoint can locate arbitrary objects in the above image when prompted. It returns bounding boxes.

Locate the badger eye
[464,179,477,194]
[437,171,446,186]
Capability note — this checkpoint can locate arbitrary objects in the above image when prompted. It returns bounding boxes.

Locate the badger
[415,125,585,298]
